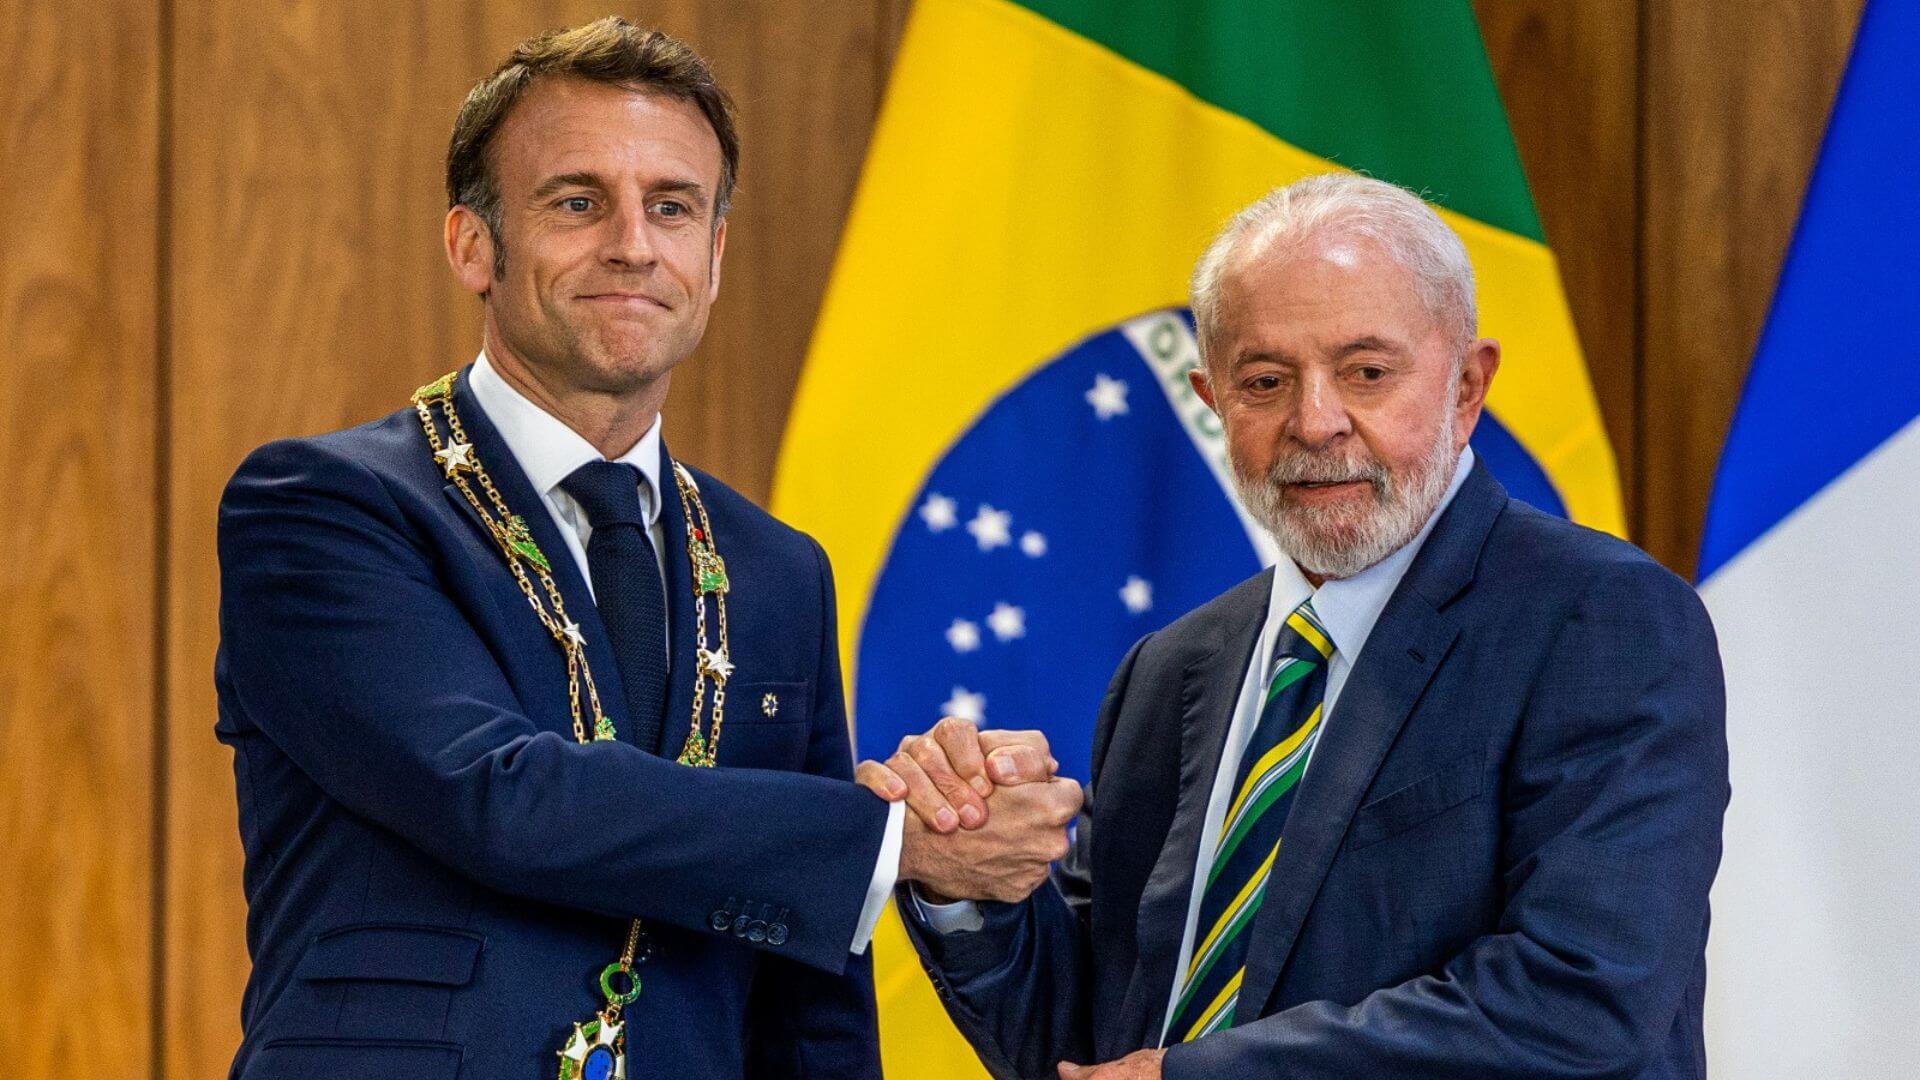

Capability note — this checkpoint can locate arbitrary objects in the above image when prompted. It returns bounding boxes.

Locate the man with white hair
[860,173,1729,1079]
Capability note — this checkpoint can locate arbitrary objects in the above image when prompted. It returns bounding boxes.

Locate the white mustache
[1266,456,1388,487]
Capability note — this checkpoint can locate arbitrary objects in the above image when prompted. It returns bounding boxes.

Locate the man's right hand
[896,773,1083,903]
[855,716,1058,832]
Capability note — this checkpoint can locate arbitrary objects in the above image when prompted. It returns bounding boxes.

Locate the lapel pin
[761,693,778,717]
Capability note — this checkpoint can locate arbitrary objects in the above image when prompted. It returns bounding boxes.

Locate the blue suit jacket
[903,463,1729,1079]
[216,369,889,1079]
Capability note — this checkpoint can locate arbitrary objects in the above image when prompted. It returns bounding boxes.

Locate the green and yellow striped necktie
[1166,598,1334,1043]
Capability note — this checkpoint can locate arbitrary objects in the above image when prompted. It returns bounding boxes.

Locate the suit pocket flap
[298,924,483,986]
[1349,753,1485,850]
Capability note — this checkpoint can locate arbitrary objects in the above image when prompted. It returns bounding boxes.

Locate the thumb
[1057,1063,1089,1079]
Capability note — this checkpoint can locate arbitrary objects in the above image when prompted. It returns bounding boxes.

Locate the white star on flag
[987,602,1027,642]
[1020,531,1048,557]
[1085,373,1130,420]
[1120,575,1154,614]
[966,504,1013,551]
[920,493,959,532]
[946,618,982,653]
[941,686,987,723]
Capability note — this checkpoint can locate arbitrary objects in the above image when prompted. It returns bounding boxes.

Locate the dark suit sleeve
[743,537,882,1078]
[896,634,1154,1080]
[217,439,891,975]
[1165,560,1730,1080]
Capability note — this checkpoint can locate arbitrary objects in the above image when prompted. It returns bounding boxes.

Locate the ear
[1188,365,1219,412]
[707,215,728,303]
[445,205,497,297]
[1454,337,1501,447]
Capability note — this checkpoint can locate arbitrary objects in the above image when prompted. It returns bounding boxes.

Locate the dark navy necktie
[559,460,669,752]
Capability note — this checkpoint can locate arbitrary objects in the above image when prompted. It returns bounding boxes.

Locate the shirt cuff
[850,800,907,954]
[912,888,986,934]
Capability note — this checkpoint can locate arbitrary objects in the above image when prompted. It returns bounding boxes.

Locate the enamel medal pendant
[557,1016,625,1080]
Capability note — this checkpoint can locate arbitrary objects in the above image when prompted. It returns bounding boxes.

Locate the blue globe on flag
[854,308,1570,781]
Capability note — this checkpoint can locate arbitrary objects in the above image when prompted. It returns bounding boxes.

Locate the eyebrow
[530,172,605,200]
[1334,336,1405,358]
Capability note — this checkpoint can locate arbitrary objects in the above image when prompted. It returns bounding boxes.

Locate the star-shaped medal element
[558,1018,624,1079]
[920,492,959,532]
[1086,373,1130,420]
[560,621,587,648]
[1120,575,1154,614]
[987,602,1026,642]
[1020,530,1048,558]
[435,440,476,477]
[946,618,982,654]
[966,504,1013,552]
[698,646,734,683]
[941,686,987,724]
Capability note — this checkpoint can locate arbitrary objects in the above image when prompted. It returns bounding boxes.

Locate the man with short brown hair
[215,18,1078,1079]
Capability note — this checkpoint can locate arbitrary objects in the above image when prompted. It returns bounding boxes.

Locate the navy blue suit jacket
[904,463,1729,1079]
[216,369,889,1079]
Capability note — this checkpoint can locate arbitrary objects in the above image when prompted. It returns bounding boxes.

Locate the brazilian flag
[774,1,1621,1073]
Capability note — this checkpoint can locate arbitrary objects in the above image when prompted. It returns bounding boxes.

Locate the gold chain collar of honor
[411,370,736,1076]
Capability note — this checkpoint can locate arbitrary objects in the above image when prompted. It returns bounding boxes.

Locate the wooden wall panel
[1639,0,1862,577]
[0,2,159,1077]
[160,3,890,1075]
[1474,0,1643,530]
[163,7,478,1072]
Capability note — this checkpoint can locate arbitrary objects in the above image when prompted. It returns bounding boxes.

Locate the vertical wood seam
[1631,0,1650,552]
[150,0,174,1074]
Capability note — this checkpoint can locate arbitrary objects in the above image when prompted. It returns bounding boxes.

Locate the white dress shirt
[468,351,904,955]
[918,447,1478,1026]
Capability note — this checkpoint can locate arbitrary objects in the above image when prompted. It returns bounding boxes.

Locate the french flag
[1698,1,1919,1075]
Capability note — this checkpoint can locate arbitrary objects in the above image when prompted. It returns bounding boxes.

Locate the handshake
[856,718,1083,905]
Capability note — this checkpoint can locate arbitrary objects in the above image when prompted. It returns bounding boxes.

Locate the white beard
[1231,413,1459,580]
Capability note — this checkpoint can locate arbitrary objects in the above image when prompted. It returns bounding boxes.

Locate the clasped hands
[856,718,1165,1079]
[855,716,1082,904]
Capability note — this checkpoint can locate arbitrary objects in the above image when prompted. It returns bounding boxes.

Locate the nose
[601,202,657,270]
[1287,369,1352,449]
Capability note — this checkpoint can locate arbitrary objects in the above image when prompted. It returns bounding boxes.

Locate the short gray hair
[1190,173,1477,366]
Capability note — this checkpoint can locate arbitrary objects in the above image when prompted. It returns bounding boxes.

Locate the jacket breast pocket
[289,923,483,1041]
[715,680,810,772]
[1348,752,1486,851]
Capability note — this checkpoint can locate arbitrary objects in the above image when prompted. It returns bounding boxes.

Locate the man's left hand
[1057,1048,1165,1079]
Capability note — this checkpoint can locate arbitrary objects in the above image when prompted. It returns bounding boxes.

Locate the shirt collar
[467,350,665,523]
[1263,445,1477,661]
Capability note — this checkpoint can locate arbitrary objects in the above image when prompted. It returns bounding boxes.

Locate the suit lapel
[653,439,700,759]
[1235,462,1507,1021]
[440,368,632,739]
[1119,573,1270,1046]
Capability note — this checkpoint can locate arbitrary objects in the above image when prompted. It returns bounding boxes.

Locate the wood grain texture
[159,3,890,1075]
[0,1,159,1077]
[1638,0,1863,577]
[1475,0,1643,530]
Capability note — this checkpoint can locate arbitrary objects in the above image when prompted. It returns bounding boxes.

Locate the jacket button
[767,922,789,946]
[710,910,732,932]
[732,913,751,938]
[746,919,768,944]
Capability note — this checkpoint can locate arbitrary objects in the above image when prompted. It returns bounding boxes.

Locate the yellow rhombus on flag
[775,1,1622,1075]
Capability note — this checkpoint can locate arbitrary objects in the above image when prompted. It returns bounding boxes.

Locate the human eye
[557,195,595,213]
[652,199,690,221]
